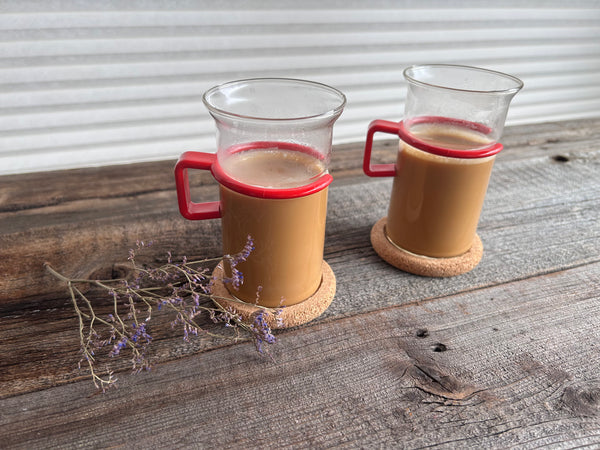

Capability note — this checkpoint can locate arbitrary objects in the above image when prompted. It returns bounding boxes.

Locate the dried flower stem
[45,237,280,392]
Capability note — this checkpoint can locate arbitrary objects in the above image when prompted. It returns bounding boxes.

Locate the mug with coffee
[175,78,346,309]
[364,64,523,275]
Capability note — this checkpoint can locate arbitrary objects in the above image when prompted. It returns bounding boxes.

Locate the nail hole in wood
[416,328,429,338]
[552,154,569,163]
[431,343,447,352]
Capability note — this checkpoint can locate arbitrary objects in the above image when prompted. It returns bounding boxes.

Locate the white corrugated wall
[1,0,600,175]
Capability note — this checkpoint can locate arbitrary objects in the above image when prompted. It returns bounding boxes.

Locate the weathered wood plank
[1,119,599,399]
[327,145,600,317]
[1,261,599,449]
[0,119,598,284]
[2,119,599,305]
[0,117,599,310]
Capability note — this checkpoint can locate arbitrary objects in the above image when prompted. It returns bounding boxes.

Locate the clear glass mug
[364,64,523,258]
[175,78,346,307]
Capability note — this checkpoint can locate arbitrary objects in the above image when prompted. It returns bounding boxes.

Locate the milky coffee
[386,123,495,258]
[219,148,328,307]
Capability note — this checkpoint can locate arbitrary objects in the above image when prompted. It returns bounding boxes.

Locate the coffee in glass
[364,64,522,275]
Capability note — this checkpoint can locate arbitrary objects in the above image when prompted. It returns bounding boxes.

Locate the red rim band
[211,141,332,199]
[398,118,503,159]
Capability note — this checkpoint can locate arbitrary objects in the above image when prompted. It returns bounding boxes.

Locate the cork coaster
[210,260,336,329]
[370,217,483,277]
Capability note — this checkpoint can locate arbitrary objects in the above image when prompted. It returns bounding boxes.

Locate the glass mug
[364,64,523,258]
[175,78,346,307]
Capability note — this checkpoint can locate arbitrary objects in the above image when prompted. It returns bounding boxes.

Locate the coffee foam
[220,148,326,189]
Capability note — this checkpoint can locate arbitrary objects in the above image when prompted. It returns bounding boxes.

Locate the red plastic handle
[174,151,222,220]
[363,119,400,177]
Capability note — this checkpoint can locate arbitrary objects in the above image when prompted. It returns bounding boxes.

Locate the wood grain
[2,119,598,307]
[1,262,599,448]
[1,118,600,448]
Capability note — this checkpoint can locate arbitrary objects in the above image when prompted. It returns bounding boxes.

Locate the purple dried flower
[130,322,152,345]
[229,267,244,290]
[47,234,274,393]
[109,336,128,357]
[225,235,255,266]
[221,235,255,291]
[251,311,276,354]
[239,235,255,259]
[274,308,285,329]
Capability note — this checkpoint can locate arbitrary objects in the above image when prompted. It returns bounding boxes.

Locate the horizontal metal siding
[1,1,599,174]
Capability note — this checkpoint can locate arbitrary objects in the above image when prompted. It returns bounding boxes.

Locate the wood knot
[88,263,134,281]
[409,363,477,401]
[561,381,600,417]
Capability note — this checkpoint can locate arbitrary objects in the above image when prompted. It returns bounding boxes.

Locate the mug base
[370,217,483,277]
[210,260,336,329]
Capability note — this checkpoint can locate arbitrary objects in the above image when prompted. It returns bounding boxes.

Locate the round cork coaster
[370,217,483,277]
[210,260,336,329]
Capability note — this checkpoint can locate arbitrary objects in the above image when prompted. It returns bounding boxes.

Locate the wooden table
[1,119,599,448]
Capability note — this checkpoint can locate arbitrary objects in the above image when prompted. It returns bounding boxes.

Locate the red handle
[174,151,222,220]
[363,119,400,177]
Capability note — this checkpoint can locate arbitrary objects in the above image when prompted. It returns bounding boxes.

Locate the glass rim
[202,77,347,122]
[403,64,524,95]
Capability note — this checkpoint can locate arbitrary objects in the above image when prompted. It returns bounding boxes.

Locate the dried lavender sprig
[44,236,280,392]
[45,266,125,391]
